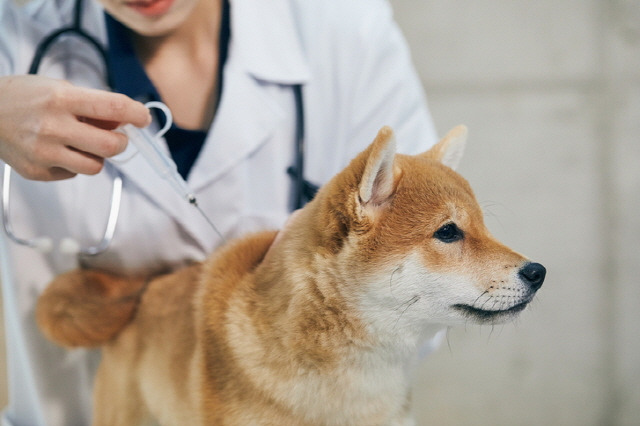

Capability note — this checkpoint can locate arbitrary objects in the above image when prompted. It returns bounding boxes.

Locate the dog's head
[299,126,545,341]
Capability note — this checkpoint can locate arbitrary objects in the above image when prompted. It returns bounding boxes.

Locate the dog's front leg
[92,348,149,426]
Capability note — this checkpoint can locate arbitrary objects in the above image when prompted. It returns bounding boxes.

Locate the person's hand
[0,75,151,181]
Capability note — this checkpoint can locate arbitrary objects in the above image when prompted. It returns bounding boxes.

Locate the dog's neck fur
[216,191,437,420]
[220,228,426,424]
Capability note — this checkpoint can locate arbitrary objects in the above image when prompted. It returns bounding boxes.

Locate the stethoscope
[1,0,317,256]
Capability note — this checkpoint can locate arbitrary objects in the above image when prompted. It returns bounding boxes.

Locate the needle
[188,195,226,243]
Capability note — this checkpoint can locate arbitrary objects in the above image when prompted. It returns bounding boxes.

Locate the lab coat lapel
[108,143,222,252]
[186,70,285,192]
[185,0,311,192]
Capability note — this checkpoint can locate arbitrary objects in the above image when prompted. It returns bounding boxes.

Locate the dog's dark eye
[434,223,464,243]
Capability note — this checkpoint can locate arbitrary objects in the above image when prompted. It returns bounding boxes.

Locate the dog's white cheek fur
[356,251,480,341]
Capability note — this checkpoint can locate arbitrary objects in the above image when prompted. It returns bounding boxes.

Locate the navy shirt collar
[104,12,160,103]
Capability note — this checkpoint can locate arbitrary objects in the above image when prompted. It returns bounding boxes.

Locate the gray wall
[390,1,640,425]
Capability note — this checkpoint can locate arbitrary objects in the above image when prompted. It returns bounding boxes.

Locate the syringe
[120,117,225,242]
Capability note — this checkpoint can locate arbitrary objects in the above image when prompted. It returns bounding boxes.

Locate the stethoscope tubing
[1,0,120,256]
[2,163,124,256]
[2,166,38,249]
[82,172,123,256]
[29,0,113,88]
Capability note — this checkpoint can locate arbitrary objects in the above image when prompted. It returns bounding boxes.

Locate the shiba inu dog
[36,125,545,426]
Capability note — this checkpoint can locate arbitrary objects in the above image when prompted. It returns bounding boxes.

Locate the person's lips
[125,0,174,17]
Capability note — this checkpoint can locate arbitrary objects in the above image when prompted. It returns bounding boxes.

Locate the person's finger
[52,146,105,176]
[66,88,151,128]
[65,121,129,159]
[78,116,120,130]
[46,167,77,181]
[11,162,77,181]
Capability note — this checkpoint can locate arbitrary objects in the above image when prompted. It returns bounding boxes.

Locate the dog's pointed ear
[358,126,397,207]
[421,125,468,170]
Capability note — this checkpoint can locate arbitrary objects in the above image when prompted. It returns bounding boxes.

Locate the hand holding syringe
[118,101,225,241]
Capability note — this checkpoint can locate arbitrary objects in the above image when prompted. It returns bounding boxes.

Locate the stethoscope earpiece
[31,237,81,255]
[32,237,54,254]
[59,238,81,255]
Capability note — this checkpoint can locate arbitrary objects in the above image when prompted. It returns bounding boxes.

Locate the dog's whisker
[393,294,417,312]
[393,295,420,330]
[471,290,489,307]
[480,296,493,310]
[490,299,499,311]
[388,266,402,303]
[498,324,506,336]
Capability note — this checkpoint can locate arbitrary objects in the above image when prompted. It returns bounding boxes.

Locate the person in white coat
[0,0,438,424]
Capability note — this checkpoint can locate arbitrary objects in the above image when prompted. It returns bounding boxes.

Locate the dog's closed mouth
[452,300,530,322]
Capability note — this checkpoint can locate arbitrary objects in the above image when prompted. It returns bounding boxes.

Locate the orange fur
[36,126,544,425]
[36,269,147,347]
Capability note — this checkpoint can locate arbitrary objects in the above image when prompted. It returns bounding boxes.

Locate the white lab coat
[0,0,438,424]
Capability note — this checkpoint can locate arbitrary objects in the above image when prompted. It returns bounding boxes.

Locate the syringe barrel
[122,124,177,175]
[121,124,193,200]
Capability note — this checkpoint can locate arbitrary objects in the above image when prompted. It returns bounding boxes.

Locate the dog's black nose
[519,262,546,291]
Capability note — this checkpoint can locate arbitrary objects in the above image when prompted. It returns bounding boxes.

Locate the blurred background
[389,0,640,425]
[1,0,639,425]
